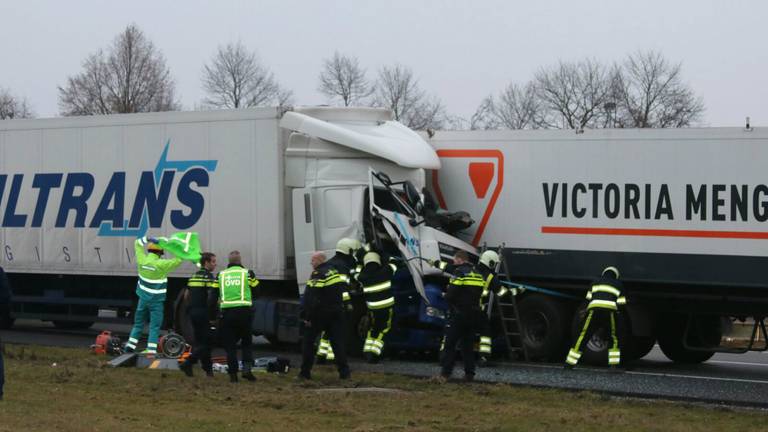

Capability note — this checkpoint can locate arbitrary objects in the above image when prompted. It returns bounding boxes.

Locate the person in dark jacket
[179,252,217,377]
[0,266,12,400]
[298,238,359,380]
[566,266,627,368]
[315,239,359,364]
[357,251,397,363]
[440,251,485,382]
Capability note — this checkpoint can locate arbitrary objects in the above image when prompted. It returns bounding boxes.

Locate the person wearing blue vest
[125,236,183,355]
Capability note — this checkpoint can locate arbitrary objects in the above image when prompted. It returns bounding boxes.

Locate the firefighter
[211,251,260,383]
[439,250,485,382]
[315,238,360,364]
[299,238,358,380]
[566,266,627,369]
[357,251,397,363]
[125,237,183,355]
[0,265,11,401]
[475,250,509,364]
[179,252,217,378]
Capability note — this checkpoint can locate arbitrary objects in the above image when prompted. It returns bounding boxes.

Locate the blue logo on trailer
[0,141,217,238]
[97,141,218,237]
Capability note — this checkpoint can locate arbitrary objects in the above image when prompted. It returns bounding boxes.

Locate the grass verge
[0,344,764,431]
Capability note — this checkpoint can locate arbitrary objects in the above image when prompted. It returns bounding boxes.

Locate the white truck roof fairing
[281,110,441,170]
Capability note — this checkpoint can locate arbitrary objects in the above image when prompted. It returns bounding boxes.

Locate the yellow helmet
[363,252,381,266]
[603,266,620,279]
[336,238,361,255]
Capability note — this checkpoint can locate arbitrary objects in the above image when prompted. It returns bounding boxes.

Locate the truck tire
[569,306,612,365]
[657,314,717,364]
[52,320,94,330]
[174,300,197,345]
[518,294,571,361]
[570,305,656,364]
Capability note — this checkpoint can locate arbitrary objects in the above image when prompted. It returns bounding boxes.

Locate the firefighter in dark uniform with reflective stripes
[440,250,485,382]
[316,238,360,363]
[475,250,509,363]
[179,252,217,377]
[299,238,358,380]
[566,266,627,368]
[357,251,397,363]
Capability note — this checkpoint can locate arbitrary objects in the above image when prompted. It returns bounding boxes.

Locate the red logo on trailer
[431,150,504,246]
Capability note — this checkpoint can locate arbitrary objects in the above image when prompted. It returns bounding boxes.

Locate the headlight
[425,306,445,320]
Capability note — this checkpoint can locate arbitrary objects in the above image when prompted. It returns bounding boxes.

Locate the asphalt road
[4,319,768,408]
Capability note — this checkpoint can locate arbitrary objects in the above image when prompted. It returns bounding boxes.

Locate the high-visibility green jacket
[135,237,183,302]
[214,265,259,309]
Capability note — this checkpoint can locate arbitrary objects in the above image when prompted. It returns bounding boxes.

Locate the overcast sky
[0,0,765,126]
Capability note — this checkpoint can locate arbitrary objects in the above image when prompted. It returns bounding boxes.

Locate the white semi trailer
[0,107,474,352]
[428,126,768,364]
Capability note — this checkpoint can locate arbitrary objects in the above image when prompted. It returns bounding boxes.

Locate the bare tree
[535,58,612,129]
[318,52,374,106]
[202,41,289,109]
[472,82,541,130]
[0,88,34,119]
[372,64,447,130]
[58,25,179,116]
[612,51,704,128]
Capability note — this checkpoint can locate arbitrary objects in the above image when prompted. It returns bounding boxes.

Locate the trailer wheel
[518,294,570,361]
[569,306,613,365]
[174,303,197,345]
[569,306,651,364]
[657,314,717,364]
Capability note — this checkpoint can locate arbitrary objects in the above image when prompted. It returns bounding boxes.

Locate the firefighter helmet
[363,252,382,266]
[336,238,361,255]
[479,250,500,269]
[602,266,620,279]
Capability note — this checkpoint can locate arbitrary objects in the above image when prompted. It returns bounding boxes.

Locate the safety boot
[242,371,257,382]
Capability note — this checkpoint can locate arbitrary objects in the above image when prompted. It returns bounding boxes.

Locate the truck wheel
[569,306,651,364]
[52,321,94,330]
[657,314,717,364]
[175,308,197,346]
[518,294,570,361]
[569,306,612,365]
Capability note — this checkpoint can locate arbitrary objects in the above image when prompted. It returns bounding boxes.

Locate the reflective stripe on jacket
[214,265,259,309]
[585,280,626,311]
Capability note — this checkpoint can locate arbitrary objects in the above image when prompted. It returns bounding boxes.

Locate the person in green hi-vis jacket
[125,236,183,355]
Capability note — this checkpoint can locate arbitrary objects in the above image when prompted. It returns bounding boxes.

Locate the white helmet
[479,250,500,269]
[363,252,381,266]
[602,266,620,279]
[336,238,361,255]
